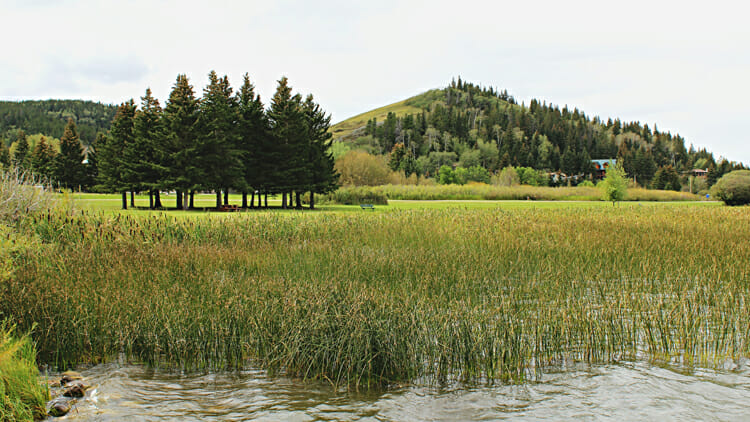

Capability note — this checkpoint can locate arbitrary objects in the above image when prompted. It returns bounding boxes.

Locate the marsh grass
[2,206,749,388]
[326,184,698,202]
[0,321,49,421]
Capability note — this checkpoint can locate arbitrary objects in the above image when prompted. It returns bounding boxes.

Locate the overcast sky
[1,0,748,164]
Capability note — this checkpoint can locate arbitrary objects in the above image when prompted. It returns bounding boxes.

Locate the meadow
[2,201,749,390]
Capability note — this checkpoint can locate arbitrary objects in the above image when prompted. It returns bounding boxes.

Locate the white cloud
[0,0,748,163]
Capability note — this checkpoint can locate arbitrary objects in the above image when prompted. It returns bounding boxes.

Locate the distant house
[687,168,708,178]
[592,159,616,180]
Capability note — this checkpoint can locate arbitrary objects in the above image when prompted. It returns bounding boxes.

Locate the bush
[334,151,391,186]
[0,165,56,224]
[712,170,750,206]
[321,187,389,205]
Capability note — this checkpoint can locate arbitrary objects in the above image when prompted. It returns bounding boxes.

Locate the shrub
[599,161,627,204]
[334,151,390,186]
[322,187,389,205]
[0,165,56,224]
[712,170,750,206]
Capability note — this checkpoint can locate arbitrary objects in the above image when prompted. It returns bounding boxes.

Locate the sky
[1,0,748,164]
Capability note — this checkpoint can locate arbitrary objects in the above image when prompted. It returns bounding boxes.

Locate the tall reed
[2,206,748,388]
[326,184,698,202]
[0,320,49,421]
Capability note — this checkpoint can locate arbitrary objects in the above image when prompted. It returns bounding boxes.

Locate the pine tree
[162,74,200,209]
[0,142,10,168]
[129,88,166,209]
[30,136,56,179]
[53,118,86,189]
[267,77,306,208]
[196,71,242,208]
[99,100,136,208]
[12,130,30,168]
[302,94,338,209]
[236,74,267,208]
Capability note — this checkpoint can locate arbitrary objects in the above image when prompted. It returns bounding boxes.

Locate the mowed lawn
[69,192,720,214]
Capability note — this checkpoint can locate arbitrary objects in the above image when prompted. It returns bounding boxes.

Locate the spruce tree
[30,136,56,180]
[162,74,200,209]
[267,77,306,208]
[196,71,242,208]
[0,141,11,168]
[129,88,166,208]
[236,74,267,208]
[99,100,136,208]
[12,130,30,168]
[53,118,86,189]
[302,94,338,209]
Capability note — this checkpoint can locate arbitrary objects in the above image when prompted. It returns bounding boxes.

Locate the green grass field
[68,192,719,215]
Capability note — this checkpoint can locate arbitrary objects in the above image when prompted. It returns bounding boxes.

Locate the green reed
[2,205,749,388]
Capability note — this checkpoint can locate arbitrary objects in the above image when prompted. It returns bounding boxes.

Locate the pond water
[46,360,750,421]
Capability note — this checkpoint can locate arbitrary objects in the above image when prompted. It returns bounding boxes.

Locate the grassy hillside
[327,78,744,189]
[330,89,443,141]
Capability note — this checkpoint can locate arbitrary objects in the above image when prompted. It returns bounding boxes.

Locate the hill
[330,77,743,187]
[0,100,117,147]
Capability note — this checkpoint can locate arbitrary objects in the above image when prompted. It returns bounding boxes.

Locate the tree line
[0,99,116,147]
[1,73,339,210]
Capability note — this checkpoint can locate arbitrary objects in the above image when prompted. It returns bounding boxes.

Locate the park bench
[219,204,240,212]
[359,204,375,211]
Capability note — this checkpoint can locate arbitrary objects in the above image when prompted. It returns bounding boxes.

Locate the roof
[591,159,616,170]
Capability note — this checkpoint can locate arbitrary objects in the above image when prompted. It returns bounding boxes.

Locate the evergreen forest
[0,72,338,210]
[333,77,745,189]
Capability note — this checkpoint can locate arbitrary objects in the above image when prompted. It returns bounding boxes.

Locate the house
[687,168,708,178]
[592,159,616,180]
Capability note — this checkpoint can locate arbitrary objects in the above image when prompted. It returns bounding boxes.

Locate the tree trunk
[295,191,302,209]
[264,193,268,208]
[153,191,162,208]
[242,192,248,208]
[176,190,182,209]
[189,191,194,209]
[121,191,128,210]
[131,191,135,207]
[250,191,255,209]
[149,191,154,209]
[223,189,229,206]
[281,192,287,209]
[310,192,315,210]
[215,191,221,208]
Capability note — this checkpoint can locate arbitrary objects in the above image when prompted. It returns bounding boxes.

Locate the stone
[60,371,83,386]
[63,380,88,398]
[48,397,75,417]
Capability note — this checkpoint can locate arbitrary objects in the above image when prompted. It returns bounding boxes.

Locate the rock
[60,371,83,386]
[63,380,88,398]
[48,397,76,417]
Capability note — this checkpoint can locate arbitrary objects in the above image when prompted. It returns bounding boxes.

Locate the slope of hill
[330,78,742,187]
[0,100,117,146]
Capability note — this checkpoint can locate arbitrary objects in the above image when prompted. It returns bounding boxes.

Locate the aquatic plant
[2,206,749,388]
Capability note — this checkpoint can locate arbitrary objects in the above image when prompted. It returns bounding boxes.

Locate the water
[47,361,750,421]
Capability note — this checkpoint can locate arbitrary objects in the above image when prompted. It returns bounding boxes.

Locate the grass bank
[0,321,49,421]
[323,184,699,203]
[2,205,748,389]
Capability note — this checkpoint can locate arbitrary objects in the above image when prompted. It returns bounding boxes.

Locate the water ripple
[46,361,750,421]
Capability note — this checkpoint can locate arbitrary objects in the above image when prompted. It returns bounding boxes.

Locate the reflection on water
[47,360,750,421]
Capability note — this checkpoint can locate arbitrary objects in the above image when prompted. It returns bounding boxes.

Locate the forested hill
[0,100,117,146]
[331,78,741,185]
